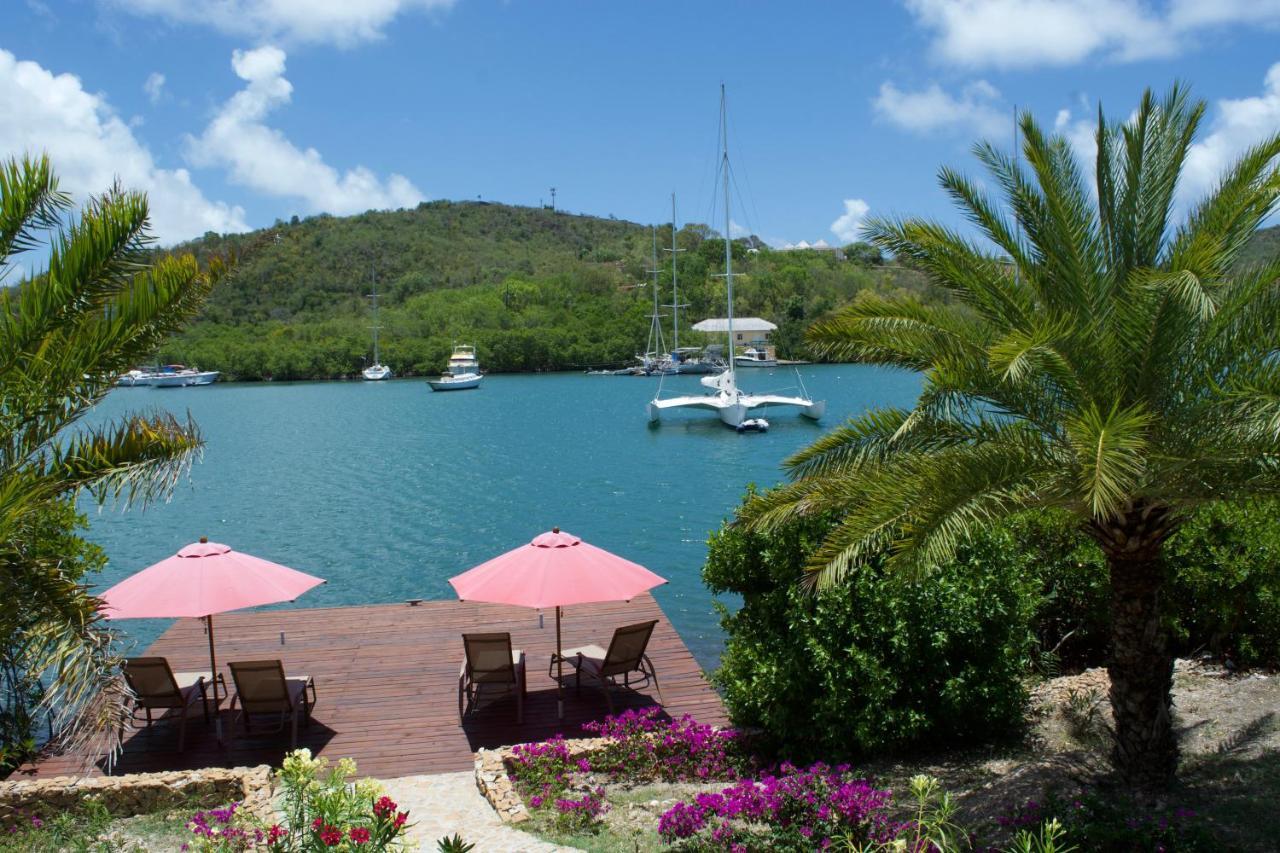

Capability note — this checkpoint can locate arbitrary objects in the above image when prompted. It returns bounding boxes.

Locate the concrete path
[380,772,577,852]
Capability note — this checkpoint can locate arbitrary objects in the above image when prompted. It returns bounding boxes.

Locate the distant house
[693,317,777,350]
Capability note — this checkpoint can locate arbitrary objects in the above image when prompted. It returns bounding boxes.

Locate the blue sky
[5,1,1280,247]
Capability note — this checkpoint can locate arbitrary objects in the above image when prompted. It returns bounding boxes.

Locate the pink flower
[394,811,409,829]
[349,827,371,844]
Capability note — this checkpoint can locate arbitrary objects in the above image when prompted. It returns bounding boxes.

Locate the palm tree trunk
[1091,504,1178,789]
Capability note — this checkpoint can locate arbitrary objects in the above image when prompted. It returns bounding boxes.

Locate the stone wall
[474,738,610,824]
[0,766,275,823]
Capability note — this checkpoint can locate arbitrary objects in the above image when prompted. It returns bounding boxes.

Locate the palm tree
[0,154,224,761]
[740,86,1280,788]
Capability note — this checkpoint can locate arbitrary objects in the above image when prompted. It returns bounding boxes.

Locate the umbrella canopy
[449,528,666,608]
[449,528,666,719]
[100,538,325,735]
[101,539,325,619]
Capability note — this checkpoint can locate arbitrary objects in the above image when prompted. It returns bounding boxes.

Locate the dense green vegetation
[160,202,1276,381]
[708,496,1280,763]
[738,85,1280,787]
[159,202,935,378]
[0,154,218,769]
[705,493,1036,762]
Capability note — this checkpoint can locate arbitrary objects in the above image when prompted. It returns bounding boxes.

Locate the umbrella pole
[206,615,223,743]
[556,606,564,720]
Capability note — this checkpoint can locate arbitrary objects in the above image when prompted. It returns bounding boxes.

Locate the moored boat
[149,365,220,387]
[734,347,778,368]
[362,270,393,381]
[428,345,484,391]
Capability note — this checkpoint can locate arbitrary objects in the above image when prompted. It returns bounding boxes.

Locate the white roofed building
[693,317,776,350]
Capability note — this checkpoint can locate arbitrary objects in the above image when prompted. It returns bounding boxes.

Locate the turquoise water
[83,366,921,671]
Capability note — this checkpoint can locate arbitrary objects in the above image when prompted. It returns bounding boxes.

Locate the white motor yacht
[428,345,484,391]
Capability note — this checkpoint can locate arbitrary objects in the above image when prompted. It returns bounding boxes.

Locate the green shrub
[1164,501,1280,667]
[1008,502,1280,670]
[703,495,1037,761]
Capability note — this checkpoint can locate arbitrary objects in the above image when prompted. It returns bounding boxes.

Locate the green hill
[161,207,1279,381]
[161,201,934,379]
[1239,222,1280,269]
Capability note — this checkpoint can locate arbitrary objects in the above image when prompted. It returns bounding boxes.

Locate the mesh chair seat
[560,621,663,713]
[459,633,526,724]
[123,657,214,752]
[228,660,316,748]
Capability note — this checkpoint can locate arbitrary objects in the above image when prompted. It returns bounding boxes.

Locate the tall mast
[721,84,736,388]
[663,193,687,355]
[368,264,380,365]
[645,226,665,359]
[671,194,680,352]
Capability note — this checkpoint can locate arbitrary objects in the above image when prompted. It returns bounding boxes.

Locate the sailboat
[664,193,720,375]
[638,226,669,374]
[647,86,825,429]
[362,268,393,381]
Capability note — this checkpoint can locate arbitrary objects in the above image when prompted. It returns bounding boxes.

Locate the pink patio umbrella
[449,528,667,719]
[100,537,326,733]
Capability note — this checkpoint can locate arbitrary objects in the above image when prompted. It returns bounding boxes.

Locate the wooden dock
[23,594,726,780]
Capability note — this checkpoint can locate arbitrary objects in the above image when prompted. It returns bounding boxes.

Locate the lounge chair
[555,619,663,713]
[227,660,316,748]
[459,633,526,724]
[122,657,218,751]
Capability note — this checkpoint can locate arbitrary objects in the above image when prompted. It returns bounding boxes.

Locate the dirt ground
[860,658,1280,850]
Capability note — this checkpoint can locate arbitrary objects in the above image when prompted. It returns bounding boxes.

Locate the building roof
[692,317,777,333]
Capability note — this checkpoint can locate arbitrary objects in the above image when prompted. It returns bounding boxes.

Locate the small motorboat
[736,418,769,433]
[150,365,220,387]
[428,344,484,391]
[734,347,778,368]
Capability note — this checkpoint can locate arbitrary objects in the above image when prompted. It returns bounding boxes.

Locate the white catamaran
[647,86,825,429]
[362,268,393,381]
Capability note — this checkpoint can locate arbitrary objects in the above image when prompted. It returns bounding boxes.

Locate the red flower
[394,811,409,829]
[349,827,371,844]
[373,796,398,818]
[268,824,287,842]
[319,825,343,847]
[311,817,324,830]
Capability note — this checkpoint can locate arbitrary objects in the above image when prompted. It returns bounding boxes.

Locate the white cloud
[728,219,750,238]
[903,0,1280,69]
[873,79,1007,137]
[830,198,870,244]
[143,71,165,104]
[185,46,424,216]
[0,49,247,245]
[1181,62,1280,211]
[107,0,456,48]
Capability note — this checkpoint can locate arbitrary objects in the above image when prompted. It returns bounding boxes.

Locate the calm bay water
[83,365,920,671]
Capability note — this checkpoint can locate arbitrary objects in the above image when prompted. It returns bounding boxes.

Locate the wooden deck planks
[22,594,726,780]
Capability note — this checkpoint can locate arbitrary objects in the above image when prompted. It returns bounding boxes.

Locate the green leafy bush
[1164,501,1280,667]
[704,496,1037,760]
[1007,503,1280,670]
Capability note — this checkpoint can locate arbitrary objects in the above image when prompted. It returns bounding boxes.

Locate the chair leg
[458,676,465,723]
[516,684,523,725]
[645,656,665,704]
[178,710,187,752]
[290,706,298,749]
